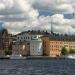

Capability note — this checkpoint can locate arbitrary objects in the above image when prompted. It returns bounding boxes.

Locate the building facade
[15,31,43,56]
[16,31,42,55]
[16,31,43,42]
[42,34,75,57]
[0,29,12,56]
[12,41,30,56]
[0,31,4,56]
[30,37,43,56]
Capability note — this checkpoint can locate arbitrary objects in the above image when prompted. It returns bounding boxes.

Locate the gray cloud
[32,0,75,14]
[0,0,75,35]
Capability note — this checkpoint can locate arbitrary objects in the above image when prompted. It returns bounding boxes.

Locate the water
[0,59,75,75]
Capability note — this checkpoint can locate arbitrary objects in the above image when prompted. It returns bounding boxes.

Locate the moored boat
[10,54,26,59]
[64,54,75,59]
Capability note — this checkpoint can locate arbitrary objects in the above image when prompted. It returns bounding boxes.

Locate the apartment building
[0,29,12,56]
[42,34,75,57]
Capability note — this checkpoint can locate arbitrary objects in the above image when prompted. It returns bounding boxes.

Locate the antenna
[73,12,75,18]
[50,16,53,34]
[22,26,26,32]
[73,7,75,19]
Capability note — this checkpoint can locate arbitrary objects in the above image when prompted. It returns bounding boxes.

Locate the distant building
[16,31,43,42]
[42,34,75,57]
[0,29,12,56]
[30,36,43,56]
[12,41,30,56]
[0,31,4,56]
[15,31,44,56]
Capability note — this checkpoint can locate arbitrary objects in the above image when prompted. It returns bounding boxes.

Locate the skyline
[0,0,75,34]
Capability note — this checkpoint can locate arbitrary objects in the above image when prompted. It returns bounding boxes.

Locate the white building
[16,31,42,42]
[16,31,43,56]
[30,37,43,56]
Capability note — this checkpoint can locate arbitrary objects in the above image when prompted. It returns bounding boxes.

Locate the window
[64,45,68,47]
[28,37,29,39]
[21,37,22,39]
[60,42,62,44]
[18,37,19,39]
[26,37,27,39]
[24,37,25,39]
[27,43,30,45]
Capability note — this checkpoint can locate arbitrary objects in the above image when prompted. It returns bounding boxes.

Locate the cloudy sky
[0,0,75,34]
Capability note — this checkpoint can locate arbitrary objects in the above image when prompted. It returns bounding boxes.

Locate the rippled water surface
[0,59,75,75]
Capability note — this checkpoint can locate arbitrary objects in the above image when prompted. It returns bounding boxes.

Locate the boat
[64,54,75,59]
[10,54,26,59]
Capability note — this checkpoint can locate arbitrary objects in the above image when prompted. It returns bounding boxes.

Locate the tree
[61,47,69,55]
[5,49,12,55]
[69,49,75,54]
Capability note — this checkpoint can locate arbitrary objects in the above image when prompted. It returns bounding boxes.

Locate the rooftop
[48,33,75,41]
[17,30,49,36]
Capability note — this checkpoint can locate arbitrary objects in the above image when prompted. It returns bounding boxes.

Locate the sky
[0,0,75,34]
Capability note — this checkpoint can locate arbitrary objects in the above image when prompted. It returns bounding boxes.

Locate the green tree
[5,49,12,55]
[61,47,69,55]
[69,49,75,54]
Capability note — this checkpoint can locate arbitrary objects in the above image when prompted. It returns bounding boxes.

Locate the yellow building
[42,34,75,57]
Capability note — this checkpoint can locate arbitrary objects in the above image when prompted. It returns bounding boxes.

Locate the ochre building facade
[42,34,75,57]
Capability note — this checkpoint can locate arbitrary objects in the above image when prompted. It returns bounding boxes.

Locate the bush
[5,49,12,55]
[61,47,69,55]
[69,49,75,54]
